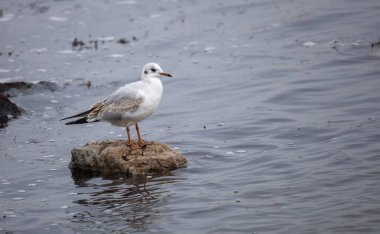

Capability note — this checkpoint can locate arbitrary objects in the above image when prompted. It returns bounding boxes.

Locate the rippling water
[1,0,380,233]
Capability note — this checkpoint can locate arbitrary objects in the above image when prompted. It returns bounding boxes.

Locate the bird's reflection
[70,169,182,232]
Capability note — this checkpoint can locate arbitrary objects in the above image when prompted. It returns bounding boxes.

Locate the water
[1,0,380,233]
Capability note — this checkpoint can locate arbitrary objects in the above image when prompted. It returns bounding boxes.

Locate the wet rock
[91,40,98,50]
[371,39,380,48]
[0,81,32,93]
[70,140,187,176]
[117,38,130,44]
[71,38,85,49]
[35,80,60,91]
[70,36,137,51]
[0,94,22,127]
[0,81,60,96]
[0,81,59,126]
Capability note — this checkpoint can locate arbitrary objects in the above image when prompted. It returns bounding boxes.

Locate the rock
[0,81,60,96]
[0,81,59,127]
[371,39,380,47]
[0,94,22,127]
[117,38,130,44]
[0,81,33,93]
[70,140,187,176]
[71,38,85,48]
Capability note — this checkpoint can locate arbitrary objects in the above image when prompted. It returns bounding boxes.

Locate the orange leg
[135,123,153,147]
[126,127,139,149]
[126,126,132,147]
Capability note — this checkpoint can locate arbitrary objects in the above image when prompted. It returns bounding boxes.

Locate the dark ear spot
[144,70,148,74]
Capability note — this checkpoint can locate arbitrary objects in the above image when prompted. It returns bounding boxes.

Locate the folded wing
[61,83,143,125]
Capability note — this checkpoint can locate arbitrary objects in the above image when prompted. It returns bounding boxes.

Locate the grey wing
[104,85,140,105]
[88,86,143,121]
[104,97,143,113]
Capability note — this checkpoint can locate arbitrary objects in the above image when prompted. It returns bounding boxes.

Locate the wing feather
[87,97,143,121]
[62,81,144,124]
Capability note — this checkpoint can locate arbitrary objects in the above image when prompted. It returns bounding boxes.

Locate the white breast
[121,77,163,124]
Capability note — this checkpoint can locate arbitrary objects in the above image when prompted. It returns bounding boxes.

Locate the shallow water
[1,0,380,233]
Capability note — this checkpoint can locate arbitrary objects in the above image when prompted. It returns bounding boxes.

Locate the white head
[141,63,172,81]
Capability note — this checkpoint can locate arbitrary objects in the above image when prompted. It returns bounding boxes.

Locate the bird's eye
[144,70,148,74]
[151,68,156,72]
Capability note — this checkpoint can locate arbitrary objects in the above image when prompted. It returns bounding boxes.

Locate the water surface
[1,0,380,233]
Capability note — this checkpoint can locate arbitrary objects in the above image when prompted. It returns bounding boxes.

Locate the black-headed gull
[61,63,172,148]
